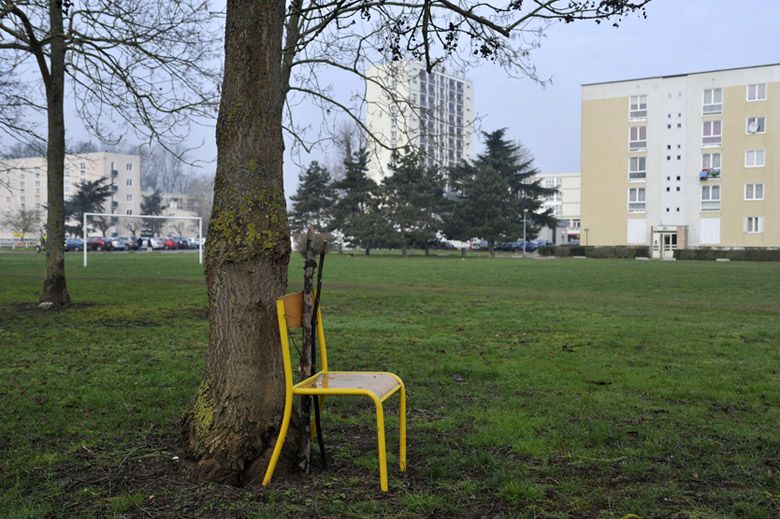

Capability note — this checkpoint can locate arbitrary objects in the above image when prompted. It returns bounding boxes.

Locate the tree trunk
[39,1,70,307]
[489,240,496,258]
[181,0,292,486]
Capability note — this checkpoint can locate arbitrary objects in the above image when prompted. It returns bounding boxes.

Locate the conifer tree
[331,148,389,254]
[289,161,335,233]
[382,150,447,256]
[447,129,556,256]
[64,178,113,237]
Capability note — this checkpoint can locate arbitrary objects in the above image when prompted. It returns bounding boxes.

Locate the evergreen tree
[446,129,556,256]
[331,147,390,254]
[289,161,335,233]
[141,191,165,236]
[382,150,447,256]
[64,178,113,237]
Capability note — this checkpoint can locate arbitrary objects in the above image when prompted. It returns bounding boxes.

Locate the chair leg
[374,398,389,492]
[262,392,293,487]
[399,385,407,472]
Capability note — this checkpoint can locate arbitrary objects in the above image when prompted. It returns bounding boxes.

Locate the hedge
[674,248,780,261]
[538,245,649,259]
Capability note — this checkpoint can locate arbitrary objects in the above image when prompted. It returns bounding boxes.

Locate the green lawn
[0,251,778,518]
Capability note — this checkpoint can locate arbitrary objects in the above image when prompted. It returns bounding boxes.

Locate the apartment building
[365,61,476,181]
[536,171,581,244]
[581,63,780,258]
[0,152,142,239]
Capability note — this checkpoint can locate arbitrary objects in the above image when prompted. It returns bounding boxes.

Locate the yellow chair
[262,292,407,492]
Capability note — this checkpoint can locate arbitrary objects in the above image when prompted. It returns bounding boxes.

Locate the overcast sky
[60,0,779,200]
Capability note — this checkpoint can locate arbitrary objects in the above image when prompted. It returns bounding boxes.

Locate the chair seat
[293,371,401,401]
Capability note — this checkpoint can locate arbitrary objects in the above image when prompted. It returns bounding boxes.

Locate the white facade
[157,192,203,237]
[365,61,475,181]
[536,171,581,243]
[0,152,142,239]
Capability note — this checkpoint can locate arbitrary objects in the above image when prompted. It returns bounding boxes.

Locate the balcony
[699,168,721,180]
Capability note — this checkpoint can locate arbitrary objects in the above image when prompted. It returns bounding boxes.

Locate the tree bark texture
[181,0,292,485]
[39,1,70,306]
[298,228,316,471]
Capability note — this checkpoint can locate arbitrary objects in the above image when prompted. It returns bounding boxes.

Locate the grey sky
[56,0,779,200]
[285,0,780,197]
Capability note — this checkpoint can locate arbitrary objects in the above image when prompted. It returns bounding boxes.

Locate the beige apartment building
[0,152,142,239]
[581,64,780,258]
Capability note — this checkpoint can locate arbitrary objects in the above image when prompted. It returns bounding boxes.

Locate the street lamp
[523,209,528,258]
[584,227,590,246]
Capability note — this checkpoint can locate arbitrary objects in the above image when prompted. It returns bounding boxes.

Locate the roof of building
[582,62,780,87]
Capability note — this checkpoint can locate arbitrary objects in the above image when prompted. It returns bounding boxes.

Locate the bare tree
[3,207,41,240]
[180,0,652,485]
[184,173,214,234]
[0,1,221,306]
[140,142,193,194]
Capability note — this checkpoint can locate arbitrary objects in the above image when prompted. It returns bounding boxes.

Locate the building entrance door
[661,233,677,259]
[652,230,678,259]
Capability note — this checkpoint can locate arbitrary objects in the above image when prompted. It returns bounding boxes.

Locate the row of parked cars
[470,238,553,252]
[64,236,202,252]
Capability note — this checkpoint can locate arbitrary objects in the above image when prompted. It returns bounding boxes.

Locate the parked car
[186,237,202,249]
[87,237,110,251]
[64,238,84,251]
[532,239,553,248]
[110,236,133,250]
[140,236,166,250]
[172,237,189,249]
[427,240,457,250]
[162,237,177,250]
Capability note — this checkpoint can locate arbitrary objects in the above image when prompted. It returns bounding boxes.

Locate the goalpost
[82,212,203,267]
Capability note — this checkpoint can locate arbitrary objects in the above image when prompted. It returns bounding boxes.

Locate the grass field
[0,251,778,518]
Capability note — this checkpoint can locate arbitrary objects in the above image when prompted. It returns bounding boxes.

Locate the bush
[674,248,780,261]
[585,246,649,259]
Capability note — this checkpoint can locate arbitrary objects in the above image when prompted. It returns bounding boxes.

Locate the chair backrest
[276,292,329,390]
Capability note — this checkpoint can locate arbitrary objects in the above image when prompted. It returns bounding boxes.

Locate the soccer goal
[82,212,203,267]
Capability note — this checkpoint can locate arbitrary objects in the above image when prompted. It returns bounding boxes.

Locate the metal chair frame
[262,292,407,492]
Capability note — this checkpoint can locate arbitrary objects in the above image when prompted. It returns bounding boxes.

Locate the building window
[629,126,646,151]
[746,216,763,233]
[628,187,646,213]
[746,116,766,134]
[126,194,133,202]
[701,185,720,211]
[571,219,581,229]
[126,178,133,187]
[702,152,721,172]
[629,95,647,120]
[745,183,764,201]
[747,83,767,101]
[703,88,722,115]
[80,162,86,171]
[628,156,646,181]
[126,209,133,215]
[702,120,722,147]
[745,149,765,168]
